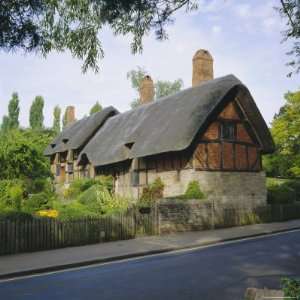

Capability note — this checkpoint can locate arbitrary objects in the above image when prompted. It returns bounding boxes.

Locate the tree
[53,105,61,134]
[29,96,44,130]
[0,129,53,180]
[0,1,198,72]
[263,90,300,177]
[62,108,67,129]
[1,92,20,131]
[278,0,300,76]
[0,2,298,74]
[1,116,10,132]
[127,66,184,108]
[155,79,184,98]
[90,102,102,115]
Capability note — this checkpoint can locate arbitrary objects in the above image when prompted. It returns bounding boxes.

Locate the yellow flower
[36,209,59,218]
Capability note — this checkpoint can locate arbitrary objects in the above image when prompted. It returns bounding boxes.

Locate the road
[1,230,300,300]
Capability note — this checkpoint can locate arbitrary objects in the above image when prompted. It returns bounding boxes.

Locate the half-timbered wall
[193,101,261,172]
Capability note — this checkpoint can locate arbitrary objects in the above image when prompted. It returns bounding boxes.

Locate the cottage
[45,49,274,207]
[44,106,118,183]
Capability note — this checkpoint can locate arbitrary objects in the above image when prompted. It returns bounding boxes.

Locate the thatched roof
[44,106,118,156]
[78,75,274,167]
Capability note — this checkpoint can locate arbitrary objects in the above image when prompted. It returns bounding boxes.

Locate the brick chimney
[66,106,75,124]
[139,75,154,104]
[192,49,214,86]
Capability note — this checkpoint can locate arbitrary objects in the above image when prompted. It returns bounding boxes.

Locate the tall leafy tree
[127,66,184,108]
[1,116,10,132]
[263,90,300,177]
[0,2,298,73]
[155,79,184,98]
[52,105,61,134]
[90,101,102,115]
[0,1,198,72]
[279,0,300,76]
[62,108,67,129]
[29,96,44,130]
[0,129,53,180]
[1,92,20,130]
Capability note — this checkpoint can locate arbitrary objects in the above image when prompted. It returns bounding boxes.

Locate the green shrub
[8,182,24,211]
[51,200,94,220]
[240,212,261,225]
[23,192,56,212]
[267,179,296,204]
[139,178,164,206]
[183,181,205,200]
[25,178,53,194]
[78,185,131,215]
[282,278,300,300]
[285,180,300,201]
[64,176,113,199]
[0,210,33,221]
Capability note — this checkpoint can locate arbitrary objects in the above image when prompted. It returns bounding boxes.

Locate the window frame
[220,121,236,141]
[131,170,139,187]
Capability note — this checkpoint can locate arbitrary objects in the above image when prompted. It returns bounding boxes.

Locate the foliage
[0,0,197,72]
[52,105,61,134]
[267,178,297,204]
[29,96,44,130]
[78,185,130,215]
[139,178,164,206]
[267,177,300,202]
[52,200,95,221]
[23,192,55,213]
[63,176,113,199]
[281,278,300,300]
[0,129,54,180]
[62,108,67,129]
[1,92,20,131]
[155,79,184,98]
[127,66,183,108]
[278,0,300,76]
[0,180,25,212]
[25,178,53,195]
[90,101,102,115]
[240,212,261,226]
[183,180,205,200]
[264,91,300,178]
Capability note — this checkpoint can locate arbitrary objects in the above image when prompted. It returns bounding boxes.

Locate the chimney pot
[192,49,214,86]
[139,75,154,104]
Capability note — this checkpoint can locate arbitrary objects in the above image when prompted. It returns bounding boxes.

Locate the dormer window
[62,138,69,144]
[125,142,134,149]
[51,143,56,148]
[221,122,236,140]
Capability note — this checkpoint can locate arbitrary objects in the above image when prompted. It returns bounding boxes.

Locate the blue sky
[0,0,299,128]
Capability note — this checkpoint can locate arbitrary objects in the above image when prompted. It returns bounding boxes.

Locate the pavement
[1,228,300,300]
[1,219,300,280]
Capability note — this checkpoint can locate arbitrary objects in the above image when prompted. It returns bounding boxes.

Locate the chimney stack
[66,106,75,125]
[192,49,214,87]
[139,75,154,104]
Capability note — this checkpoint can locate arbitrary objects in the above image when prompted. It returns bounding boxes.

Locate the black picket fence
[0,208,159,255]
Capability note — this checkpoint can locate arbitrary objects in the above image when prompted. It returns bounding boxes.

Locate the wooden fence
[0,208,159,255]
[1,203,300,256]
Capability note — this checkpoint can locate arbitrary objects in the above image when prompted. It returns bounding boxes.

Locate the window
[56,165,60,176]
[131,170,139,186]
[67,163,74,173]
[221,122,236,140]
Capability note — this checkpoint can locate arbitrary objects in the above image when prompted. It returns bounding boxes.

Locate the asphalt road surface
[1,230,300,300]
